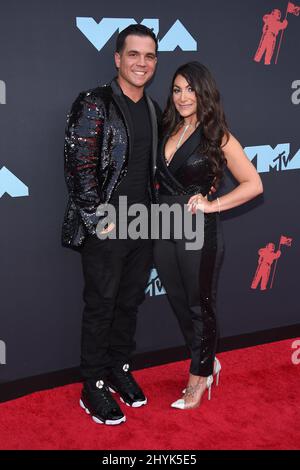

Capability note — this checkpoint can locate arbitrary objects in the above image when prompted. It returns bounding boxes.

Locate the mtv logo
[0,80,6,104]
[0,340,6,365]
[76,18,197,52]
[244,144,300,173]
[0,166,29,198]
[145,268,166,297]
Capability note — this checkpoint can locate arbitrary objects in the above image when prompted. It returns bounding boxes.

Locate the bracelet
[217,197,221,213]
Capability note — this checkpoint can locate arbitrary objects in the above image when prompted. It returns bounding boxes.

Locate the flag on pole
[287,2,300,16]
[279,235,292,246]
[275,1,299,64]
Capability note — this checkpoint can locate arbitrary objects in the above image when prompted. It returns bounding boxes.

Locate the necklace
[176,124,191,150]
[165,124,191,167]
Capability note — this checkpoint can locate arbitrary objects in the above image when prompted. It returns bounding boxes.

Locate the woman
[154,62,263,410]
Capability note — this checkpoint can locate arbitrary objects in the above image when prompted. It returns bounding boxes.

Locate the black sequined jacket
[62,78,161,249]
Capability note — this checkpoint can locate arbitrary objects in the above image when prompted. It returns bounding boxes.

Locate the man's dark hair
[116,24,158,54]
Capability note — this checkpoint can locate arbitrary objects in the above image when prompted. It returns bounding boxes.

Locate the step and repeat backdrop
[0,0,299,382]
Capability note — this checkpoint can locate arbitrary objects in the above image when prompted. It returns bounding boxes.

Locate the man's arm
[64,92,104,236]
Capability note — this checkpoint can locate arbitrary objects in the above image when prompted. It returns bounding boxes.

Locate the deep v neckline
[163,126,202,173]
[164,127,196,165]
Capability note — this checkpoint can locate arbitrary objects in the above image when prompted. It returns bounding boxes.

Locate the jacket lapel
[168,126,202,174]
[145,94,158,178]
[111,79,134,161]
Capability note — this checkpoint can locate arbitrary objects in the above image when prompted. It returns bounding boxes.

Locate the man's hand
[99,222,116,235]
[208,185,217,195]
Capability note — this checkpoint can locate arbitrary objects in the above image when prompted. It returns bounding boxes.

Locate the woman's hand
[187,194,213,214]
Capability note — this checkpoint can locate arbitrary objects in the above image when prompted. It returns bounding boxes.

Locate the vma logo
[76,18,197,52]
[245,144,300,173]
[145,268,166,297]
[0,80,6,104]
[0,167,29,198]
[0,340,6,365]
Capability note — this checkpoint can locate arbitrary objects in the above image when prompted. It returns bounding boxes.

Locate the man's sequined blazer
[62,78,160,249]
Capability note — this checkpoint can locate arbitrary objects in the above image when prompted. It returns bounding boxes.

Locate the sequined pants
[154,194,224,377]
[80,236,152,380]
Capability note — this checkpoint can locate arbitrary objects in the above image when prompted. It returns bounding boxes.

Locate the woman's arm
[188,133,263,213]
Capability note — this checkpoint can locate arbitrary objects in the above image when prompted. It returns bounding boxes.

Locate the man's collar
[110,77,122,96]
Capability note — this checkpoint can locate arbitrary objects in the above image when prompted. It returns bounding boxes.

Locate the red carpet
[0,339,299,450]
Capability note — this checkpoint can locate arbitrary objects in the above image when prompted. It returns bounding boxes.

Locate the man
[62,25,161,425]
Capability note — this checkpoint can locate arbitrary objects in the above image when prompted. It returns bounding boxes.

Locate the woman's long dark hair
[163,61,229,187]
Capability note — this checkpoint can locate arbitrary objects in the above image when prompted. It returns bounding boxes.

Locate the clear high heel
[182,357,221,394]
[214,357,221,386]
[171,375,213,410]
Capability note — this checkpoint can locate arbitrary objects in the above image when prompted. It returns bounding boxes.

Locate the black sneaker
[106,363,147,408]
[80,379,126,425]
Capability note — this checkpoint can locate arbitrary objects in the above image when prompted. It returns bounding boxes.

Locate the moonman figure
[254,9,288,65]
[251,243,281,290]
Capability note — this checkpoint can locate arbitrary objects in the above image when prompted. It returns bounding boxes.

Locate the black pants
[80,235,152,380]
[154,194,224,377]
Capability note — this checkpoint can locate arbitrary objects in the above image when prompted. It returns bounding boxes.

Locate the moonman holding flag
[254,9,288,65]
[251,242,281,291]
[254,2,300,65]
[251,235,292,290]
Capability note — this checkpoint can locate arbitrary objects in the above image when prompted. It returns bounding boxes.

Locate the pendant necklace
[165,124,191,167]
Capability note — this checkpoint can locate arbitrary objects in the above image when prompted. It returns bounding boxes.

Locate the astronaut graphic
[254,9,288,65]
[254,2,300,65]
[251,236,292,291]
[251,243,281,290]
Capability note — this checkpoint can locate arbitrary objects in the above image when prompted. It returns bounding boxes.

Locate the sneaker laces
[90,382,119,413]
[113,369,138,392]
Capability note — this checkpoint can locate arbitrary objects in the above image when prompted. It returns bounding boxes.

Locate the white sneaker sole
[109,387,147,407]
[79,399,126,425]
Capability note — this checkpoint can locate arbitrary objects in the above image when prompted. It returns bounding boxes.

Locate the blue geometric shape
[76,18,136,51]
[76,17,197,52]
[145,268,166,297]
[0,167,29,198]
[244,144,300,173]
[158,20,197,51]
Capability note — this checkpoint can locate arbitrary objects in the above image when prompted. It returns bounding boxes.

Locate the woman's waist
[157,194,217,221]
